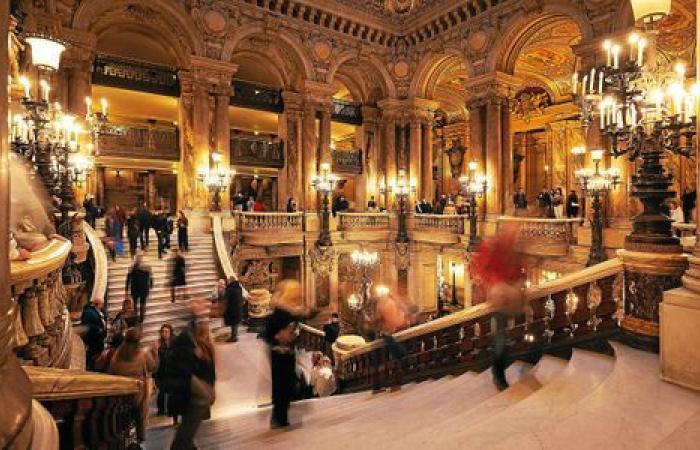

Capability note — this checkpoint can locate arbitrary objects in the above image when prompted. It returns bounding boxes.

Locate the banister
[24,366,140,400]
[299,323,325,337]
[83,223,108,303]
[10,239,71,284]
[212,214,235,279]
[497,216,580,224]
[337,258,625,364]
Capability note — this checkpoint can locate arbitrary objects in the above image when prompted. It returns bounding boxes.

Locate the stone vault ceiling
[332,0,449,21]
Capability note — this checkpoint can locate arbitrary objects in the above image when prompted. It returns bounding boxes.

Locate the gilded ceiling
[657,0,697,67]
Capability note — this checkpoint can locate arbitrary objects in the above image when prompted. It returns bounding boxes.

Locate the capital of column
[186,56,238,93]
[302,81,335,111]
[464,71,522,110]
[361,105,380,125]
[282,91,304,113]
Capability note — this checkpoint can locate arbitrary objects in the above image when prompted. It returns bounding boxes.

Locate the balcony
[337,212,392,241]
[331,99,363,125]
[97,122,179,161]
[498,216,579,257]
[332,149,363,174]
[230,132,284,168]
[233,212,304,246]
[92,55,179,97]
[231,80,284,113]
[412,214,466,244]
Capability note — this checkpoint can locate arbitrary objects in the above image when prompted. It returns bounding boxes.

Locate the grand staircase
[104,228,224,343]
[145,342,700,449]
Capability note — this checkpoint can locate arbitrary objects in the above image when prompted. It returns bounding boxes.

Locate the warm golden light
[26,36,66,71]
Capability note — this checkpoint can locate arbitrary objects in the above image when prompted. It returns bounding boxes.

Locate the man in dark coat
[136,202,152,250]
[224,277,245,342]
[682,188,697,223]
[323,313,341,345]
[81,297,106,370]
[126,254,153,323]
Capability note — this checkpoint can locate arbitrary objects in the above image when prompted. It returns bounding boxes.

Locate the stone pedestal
[661,287,700,391]
[618,250,687,352]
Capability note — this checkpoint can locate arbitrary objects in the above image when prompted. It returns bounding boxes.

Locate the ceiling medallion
[385,0,420,15]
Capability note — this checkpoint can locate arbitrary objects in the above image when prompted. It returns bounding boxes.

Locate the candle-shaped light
[85,96,92,117]
[603,40,612,66]
[571,72,579,95]
[612,44,621,69]
[598,70,604,95]
[589,68,596,93]
[582,75,588,96]
[674,62,686,85]
[637,38,647,66]
[599,101,606,129]
[631,103,637,126]
[19,75,30,98]
[100,98,108,116]
[39,79,50,102]
[628,33,639,62]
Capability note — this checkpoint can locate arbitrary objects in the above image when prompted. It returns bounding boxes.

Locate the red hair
[469,226,524,295]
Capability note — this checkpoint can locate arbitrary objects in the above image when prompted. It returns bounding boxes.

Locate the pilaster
[281,91,304,209]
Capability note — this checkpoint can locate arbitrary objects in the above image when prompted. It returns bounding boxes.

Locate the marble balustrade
[235,211,304,232]
[11,239,74,368]
[337,212,391,231]
[413,214,465,234]
[334,258,624,392]
[498,216,580,257]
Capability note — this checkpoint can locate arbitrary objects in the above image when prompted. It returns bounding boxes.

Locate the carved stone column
[214,85,233,210]
[146,171,156,209]
[379,99,400,188]
[465,72,521,217]
[95,166,106,207]
[282,92,304,208]
[1,6,33,447]
[422,119,434,201]
[360,106,380,209]
[409,118,422,196]
[319,104,332,166]
[302,103,318,211]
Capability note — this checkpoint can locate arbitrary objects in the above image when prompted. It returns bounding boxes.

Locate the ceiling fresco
[656,0,697,67]
[514,18,582,100]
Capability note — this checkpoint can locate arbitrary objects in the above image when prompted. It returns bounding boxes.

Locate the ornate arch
[486,1,593,75]
[409,48,473,99]
[221,24,314,90]
[327,51,397,102]
[72,0,203,66]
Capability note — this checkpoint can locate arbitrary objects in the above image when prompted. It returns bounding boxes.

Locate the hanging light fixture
[25,34,66,71]
[629,0,671,27]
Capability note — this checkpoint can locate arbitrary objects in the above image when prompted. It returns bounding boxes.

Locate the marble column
[214,89,232,210]
[302,104,318,211]
[96,166,106,207]
[421,120,434,201]
[467,102,486,176]
[319,105,332,165]
[1,6,33,447]
[281,92,304,209]
[382,115,397,210]
[361,106,380,208]
[409,118,422,196]
[67,57,92,117]
[501,103,514,215]
[485,98,504,216]
[146,170,156,209]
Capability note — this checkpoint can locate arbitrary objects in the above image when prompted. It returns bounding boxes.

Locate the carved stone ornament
[394,242,411,271]
[309,244,336,275]
[394,60,410,78]
[240,260,273,288]
[203,9,227,33]
[313,41,332,62]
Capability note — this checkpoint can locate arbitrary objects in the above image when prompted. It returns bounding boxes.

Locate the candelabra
[575,149,621,266]
[311,162,338,247]
[458,159,488,250]
[381,170,416,243]
[198,149,233,211]
[573,28,695,252]
[348,249,380,310]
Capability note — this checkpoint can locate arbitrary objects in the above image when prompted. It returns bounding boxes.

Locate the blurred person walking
[469,225,526,390]
[264,280,317,428]
[167,308,216,450]
[126,211,140,258]
[108,328,159,444]
[170,249,187,303]
[154,324,175,417]
[126,253,153,324]
[224,275,246,342]
[177,210,189,251]
[81,297,106,370]
[136,201,152,250]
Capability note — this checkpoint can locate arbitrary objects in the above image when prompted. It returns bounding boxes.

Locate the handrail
[413,214,465,234]
[337,258,624,363]
[10,239,71,284]
[497,216,580,224]
[83,223,108,303]
[299,323,325,337]
[235,211,304,232]
[24,366,140,400]
[212,214,235,280]
[337,212,391,230]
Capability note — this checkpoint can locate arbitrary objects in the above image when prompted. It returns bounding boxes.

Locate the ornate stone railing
[332,99,363,125]
[336,258,624,392]
[298,323,330,356]
[230,132,284,168]
[332,149,363,174]
[497,216,579,257]
[97,121,179,161]
[93,54,179,96]
[26,366,140,450]
[11,239,74,368]
[236,212,304,232]
[231,80,284,113]
[337,212,391,231]
[212,214,235,280]
[83,223,107,304]
[413,214,465,234]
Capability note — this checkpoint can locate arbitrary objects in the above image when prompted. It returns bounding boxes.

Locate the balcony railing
[332,149,363,174]
[231,80,284,113]
[414,214,465,234]
[497,216,579,257]
[332,99,363,125]
[93,55,179,97]
[338,212,391,231]
[98,122,179,161]
[11,239,74,368]
[236,212,304,232]
[335,258,624,392]
[230,132,284,168]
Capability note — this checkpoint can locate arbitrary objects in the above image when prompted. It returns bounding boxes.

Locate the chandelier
[384,0,420,15]
[350,249,380,268]
[572,25,693,251]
